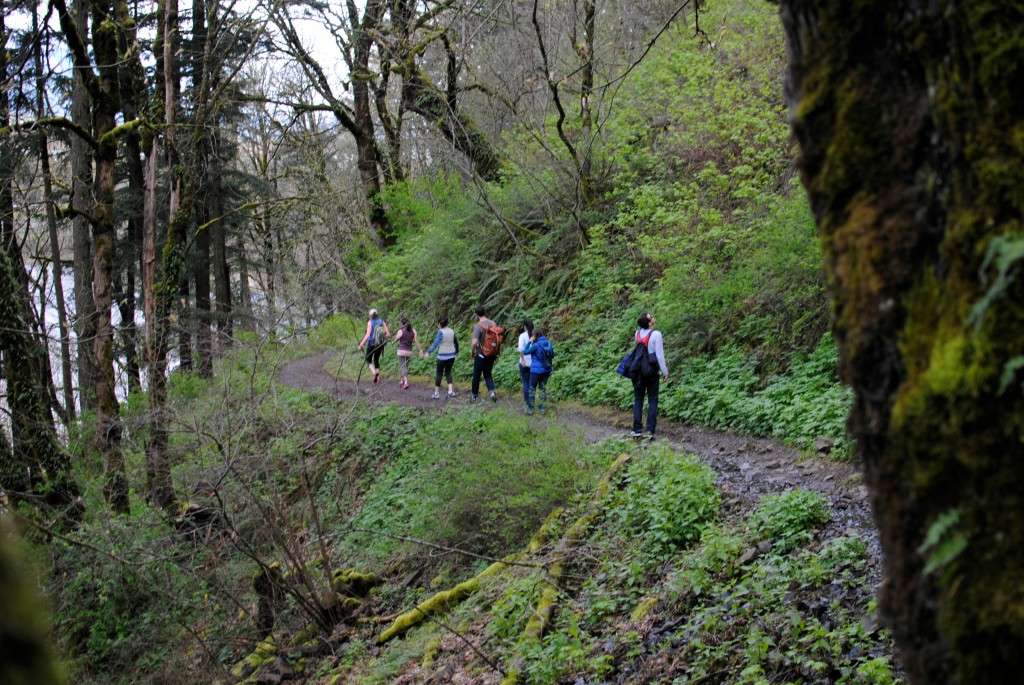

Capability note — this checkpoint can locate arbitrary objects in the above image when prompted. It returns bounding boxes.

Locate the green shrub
[608,445,720,556]
[748,489,831,552]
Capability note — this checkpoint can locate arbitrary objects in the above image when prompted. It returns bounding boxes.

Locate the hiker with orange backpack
[470,305,503,402]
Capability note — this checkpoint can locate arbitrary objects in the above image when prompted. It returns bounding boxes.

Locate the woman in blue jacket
[522,327,554,412]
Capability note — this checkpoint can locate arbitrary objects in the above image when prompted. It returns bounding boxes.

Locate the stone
[813,436,835,455]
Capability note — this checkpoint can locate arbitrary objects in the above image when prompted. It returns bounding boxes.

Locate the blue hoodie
[522,336,554,374]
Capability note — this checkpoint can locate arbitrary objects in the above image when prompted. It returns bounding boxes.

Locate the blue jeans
[472,355,496,395]
[632,373,660,434]
[519,365,531,405]
[528,371,550,410]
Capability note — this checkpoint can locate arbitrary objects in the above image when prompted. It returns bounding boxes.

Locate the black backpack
[619,331,655,379]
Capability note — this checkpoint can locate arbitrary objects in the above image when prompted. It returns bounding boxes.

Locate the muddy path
[279,352,878,555]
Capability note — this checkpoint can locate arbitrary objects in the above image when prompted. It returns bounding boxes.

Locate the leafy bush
[748,489,831,552]
[608,445,720,556]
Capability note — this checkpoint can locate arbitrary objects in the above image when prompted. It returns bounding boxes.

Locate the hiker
[630,312,669,437]
[470,305,502,402]
[424,315,460,399]
[522,326,555,413]
[517,317,534,409]
[394,317,424,389]
[357,308,390,384]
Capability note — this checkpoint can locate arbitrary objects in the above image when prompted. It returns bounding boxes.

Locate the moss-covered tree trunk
[773,1,1024,682]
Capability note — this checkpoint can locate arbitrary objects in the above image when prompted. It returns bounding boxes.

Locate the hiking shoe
[489,392,497,403]
[402,380,410,389]
[373,372,380,384]
[469,394,480,402]
[447,391,458,398]
[629,430,644,437]
[431,391,441,399]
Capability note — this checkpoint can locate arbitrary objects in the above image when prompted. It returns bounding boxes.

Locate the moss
[528,508,564,552]
[376,577,481,644]
[421,636,443,670]
[332,569,379,597]
[230,636,278,679]
[631,597,659,622]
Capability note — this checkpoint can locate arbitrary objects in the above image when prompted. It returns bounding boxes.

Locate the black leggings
[365,343,385,368]
[435,358,455,386]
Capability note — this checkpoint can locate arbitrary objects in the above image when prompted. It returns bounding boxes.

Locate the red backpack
[480,322,505,357]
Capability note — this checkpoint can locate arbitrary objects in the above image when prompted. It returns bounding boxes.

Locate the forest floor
[279,351,880,576]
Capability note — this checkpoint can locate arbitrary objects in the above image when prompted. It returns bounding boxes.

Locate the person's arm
[414,329,424,354]
[358,320,372,349]
[426,330,443,355]
[454,333,460,355]
[383,321,391,339]
[471,324,481,354]
[522,341,538,355]
[652,331,669,378]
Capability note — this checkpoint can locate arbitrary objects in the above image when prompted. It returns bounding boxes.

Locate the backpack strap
[636,330,652,346]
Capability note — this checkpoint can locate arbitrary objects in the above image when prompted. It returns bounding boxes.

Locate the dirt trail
[279,352,877,546]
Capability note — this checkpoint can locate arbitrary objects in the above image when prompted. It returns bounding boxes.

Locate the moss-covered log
[375,508,566,646]
[502,453,632,685]
[773,1,1024,682]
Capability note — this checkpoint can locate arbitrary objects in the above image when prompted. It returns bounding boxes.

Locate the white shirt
[518,331,532,367]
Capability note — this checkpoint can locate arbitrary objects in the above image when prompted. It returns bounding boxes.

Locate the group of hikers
[357,307,670,436]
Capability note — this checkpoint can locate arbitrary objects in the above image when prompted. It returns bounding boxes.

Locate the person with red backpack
[630,313,669,437]
[470,305,503,402]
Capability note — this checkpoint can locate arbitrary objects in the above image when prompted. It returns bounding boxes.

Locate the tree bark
[0,2,78,510]
[89,0,130,514]
[774,1,1024,682]
[70,0,97,414]
[141,0,181,512]
[34,6,76,422]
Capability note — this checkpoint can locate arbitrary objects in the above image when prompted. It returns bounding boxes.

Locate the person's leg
[434,361,443,394]
[371,346,384,381]
[365,349,375,375]
[442,360,454,393]
[520,365,531,406]
[482,356,496,395]
[645,375,661,435]
[632,377,646,433]
[537,372,549,411]
[528,372,540,410]
[398,355,409,384]
[471,356,482,397]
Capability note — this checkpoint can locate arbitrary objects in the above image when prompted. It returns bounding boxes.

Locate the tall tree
[69,0,96,414]
[53,0,130,512]
[33,6,76,422]
[774,0,1024,682]
[0,4,78,507]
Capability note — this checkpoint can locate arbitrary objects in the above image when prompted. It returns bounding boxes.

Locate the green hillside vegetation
[367,2,849,453]
[39,324,897,684]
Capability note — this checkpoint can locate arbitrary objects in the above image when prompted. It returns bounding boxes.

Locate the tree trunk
[0,223,79,509]
[90,0,130,514]
[190,0,213,377]
[114,0,148,397]
[0,3,78,510]
[34,7,76,422]
[70,0,96,414]
[774,1,1024,682]
[210,131,232,348]
[141,0,181,512]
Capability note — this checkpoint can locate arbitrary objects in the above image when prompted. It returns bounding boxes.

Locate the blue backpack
[537,342,554,373]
